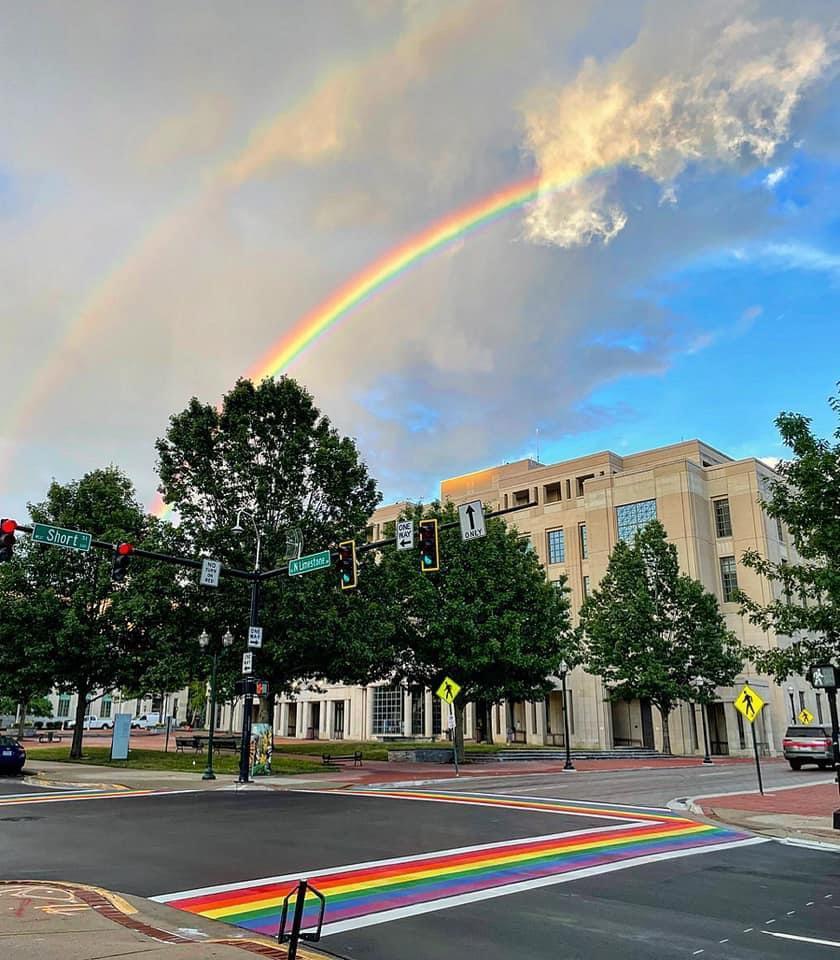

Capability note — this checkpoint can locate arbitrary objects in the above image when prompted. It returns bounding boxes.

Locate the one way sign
[396,520,414,551]
[458,500,486,541]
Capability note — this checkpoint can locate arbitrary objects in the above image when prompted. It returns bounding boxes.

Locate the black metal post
[699,702,713,764]
[288,879,307,960]
[827,688,840,830]
[203,652,217,781]
[751,721,764,796]
[238,576,261,784]
[561,671,574,771]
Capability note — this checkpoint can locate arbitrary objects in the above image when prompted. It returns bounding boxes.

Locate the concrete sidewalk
[0,879,322,959]
[696,780,840,845]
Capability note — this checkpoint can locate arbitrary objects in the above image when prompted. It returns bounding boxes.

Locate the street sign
[32,523,92,553]
[458,500,486,541]
[200,558,221,587]
[247,626,263,649]
[798,708,815,725]
[396,520,414,551]
[242,651,254,675]
[809,664,838,690]
[436,676,461,704]
[288,550,331,577]
[447,713,456,730]
[734,684,765,724]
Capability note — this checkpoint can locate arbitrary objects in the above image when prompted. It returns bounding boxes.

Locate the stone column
[403,688,412,737]
[278,702,288,739]
[424,690,434,738]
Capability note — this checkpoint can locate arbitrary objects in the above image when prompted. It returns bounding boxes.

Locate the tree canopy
[740,389,840,679]
[581,519,743,754]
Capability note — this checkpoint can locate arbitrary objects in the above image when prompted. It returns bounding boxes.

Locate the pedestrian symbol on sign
[435,676,461,704]
[734,684,765,724]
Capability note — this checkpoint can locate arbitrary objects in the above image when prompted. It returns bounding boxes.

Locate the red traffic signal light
[419,519,439,573]
[111,542,134,582]
[0,518,17,562]
[338,540,357,590]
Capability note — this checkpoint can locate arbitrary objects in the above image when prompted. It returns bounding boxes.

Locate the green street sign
[32,523,92,553]
[288,549,331,577]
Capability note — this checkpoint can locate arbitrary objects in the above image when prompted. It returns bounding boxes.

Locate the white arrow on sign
[242,652,254,675]
[247,626,263,649]
[458,500,486,541]
[396,519,414,551]
[200,558,221,587]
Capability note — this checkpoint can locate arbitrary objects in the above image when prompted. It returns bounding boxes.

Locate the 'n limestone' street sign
[288,550,331,577]
[32,523,92,553]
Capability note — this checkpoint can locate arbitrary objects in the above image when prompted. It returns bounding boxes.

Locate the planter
[387,747,455,764]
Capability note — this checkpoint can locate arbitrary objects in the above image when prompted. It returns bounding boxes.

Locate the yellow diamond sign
[734,684,765,724]
[436,676,461,704]
[798,708,815,725]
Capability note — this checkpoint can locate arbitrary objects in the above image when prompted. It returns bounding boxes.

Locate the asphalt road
[433,760,835,807]
[1,782,837,959]
[0,776,56,797]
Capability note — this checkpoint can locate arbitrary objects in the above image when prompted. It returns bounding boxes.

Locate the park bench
[322,751,363,767]
[37,730,63,743]
[212,736,240,753]
[175,736,201,753]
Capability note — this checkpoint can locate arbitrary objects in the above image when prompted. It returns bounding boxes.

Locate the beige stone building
[272,439,819,757]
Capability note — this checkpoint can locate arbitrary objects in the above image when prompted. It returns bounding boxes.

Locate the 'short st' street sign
[32,523,92,553]
[288,550,331,577]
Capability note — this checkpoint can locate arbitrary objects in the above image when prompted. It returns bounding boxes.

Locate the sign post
[734,684,766,795]
[436,676,462,777]
[808,664,840,830]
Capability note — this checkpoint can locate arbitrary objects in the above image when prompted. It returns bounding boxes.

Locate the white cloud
[763,165,789,189]
[762,242,840,275]
[522,10,834,246]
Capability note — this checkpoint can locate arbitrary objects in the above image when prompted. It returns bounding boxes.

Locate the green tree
[0,558,63,736]
[373,502,575,761]
[581,520,743,754]
[155,377,386,725]
[24,467,187,757]
[740,389,840,678]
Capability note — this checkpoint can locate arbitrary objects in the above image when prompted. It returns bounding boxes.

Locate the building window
[100,695,112,719]
[582,575,591,598]
[551,579,565,592]
[512,489,530,507]
[544,482,562,503]
[518,534,534,552]
[616,499,657,542]
[432,697,442,736]
[799,691,806,712]
[714,498,732,538]
[576,474,594,497]
[719,556,739,602]
[776,516,784,542]
[816,693,824,724]
[689,705,699,750]
[736,709,746,750]
[579,523,588,559]
[372,685,403,735]
[546,528,565,564]
[57,694,71,718]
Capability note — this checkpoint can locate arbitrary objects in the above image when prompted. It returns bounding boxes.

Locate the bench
[175,736,201,753]
[322,751,363,767]
[212,737,241,754]
[37,731,63,743]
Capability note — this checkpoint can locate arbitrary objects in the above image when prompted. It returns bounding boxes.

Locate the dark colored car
[782,725,836,770]
[0,735,26,774]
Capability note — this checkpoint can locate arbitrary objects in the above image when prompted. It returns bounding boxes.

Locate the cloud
[522,9,835,246]
[761,241,840,275]
[764,165,789,189]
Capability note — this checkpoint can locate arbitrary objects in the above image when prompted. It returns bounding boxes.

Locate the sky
[1,0,839,521]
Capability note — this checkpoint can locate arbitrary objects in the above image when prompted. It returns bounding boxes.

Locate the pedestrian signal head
[0,518,17,562]
[419,519,439,573]
[338,540,357,590]
[111,542,134,582]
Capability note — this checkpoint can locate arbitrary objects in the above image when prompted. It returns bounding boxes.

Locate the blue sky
[0,1,838,517]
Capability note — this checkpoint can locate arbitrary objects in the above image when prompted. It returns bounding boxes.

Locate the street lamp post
[233,509,263,785]
[198,628,234,781]
[693,677,713,765]
[559,660,574,771]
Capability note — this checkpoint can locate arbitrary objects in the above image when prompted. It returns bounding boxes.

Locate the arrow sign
[396,520,414,552]
[458,500,486,541]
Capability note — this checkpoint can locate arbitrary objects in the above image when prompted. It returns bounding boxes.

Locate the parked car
[782,724,836,770]
[65,714,113,730]
[0,735,26,774]
[131,713,161,730]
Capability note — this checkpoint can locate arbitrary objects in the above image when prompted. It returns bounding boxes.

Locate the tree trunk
[658,704,672,755]
[454,700,465,764]
[70,686,89,759]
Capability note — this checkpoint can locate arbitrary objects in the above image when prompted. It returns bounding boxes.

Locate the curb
[23,772,131,792]
[0,879,322,958]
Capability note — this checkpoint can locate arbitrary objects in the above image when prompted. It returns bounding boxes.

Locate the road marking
[762,930,840,948]
[0,788,196,806]
[743,928,753,933]
[692,950,704,955]
[765,918,776,924]
[786,910,796,915]
[807,901,815,906]
[719,939,728,943]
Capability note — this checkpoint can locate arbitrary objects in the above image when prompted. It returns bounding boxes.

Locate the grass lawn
[32,746,327,775]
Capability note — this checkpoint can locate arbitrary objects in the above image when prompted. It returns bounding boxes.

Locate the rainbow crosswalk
[0,788,195,806]
[156,789,764,937]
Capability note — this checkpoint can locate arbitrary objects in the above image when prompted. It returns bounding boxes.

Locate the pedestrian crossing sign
[798,708,815,725]
[436,676,461,704]
[734,684,765,724]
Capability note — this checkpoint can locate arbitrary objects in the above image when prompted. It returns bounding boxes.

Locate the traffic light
[419,519,439,573]
[111,542,134,582]
[338,540,357,590]
[0,519,17,562]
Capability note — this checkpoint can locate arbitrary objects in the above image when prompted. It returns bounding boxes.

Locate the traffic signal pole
[238,575,261,784]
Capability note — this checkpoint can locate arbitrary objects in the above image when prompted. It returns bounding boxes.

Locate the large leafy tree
[740,389,840,678]
[373,502,576,760]
[155,377,387,723]
[23,468,188,757]
[581,519,743,754]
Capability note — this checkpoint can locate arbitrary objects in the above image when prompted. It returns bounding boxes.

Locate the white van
[131,713,161,730]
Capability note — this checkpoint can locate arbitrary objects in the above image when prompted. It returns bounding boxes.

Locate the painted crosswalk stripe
[0,788,196,806]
